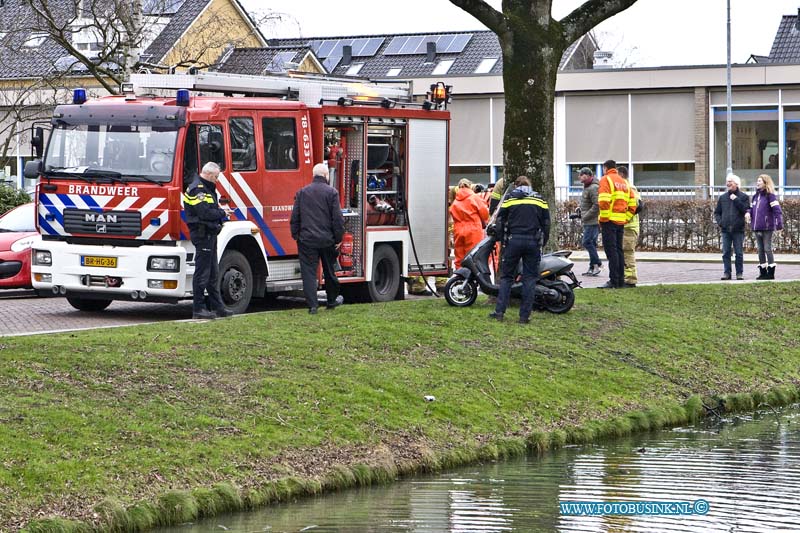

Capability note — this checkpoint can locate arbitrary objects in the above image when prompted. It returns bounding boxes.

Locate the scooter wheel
[543,281,575,314]
[444,276,478,307]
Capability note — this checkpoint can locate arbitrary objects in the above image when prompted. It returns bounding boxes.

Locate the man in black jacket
[183,162,232,319]
[291,163,346,314]
[489,176,551,324]
[714,174,750,280]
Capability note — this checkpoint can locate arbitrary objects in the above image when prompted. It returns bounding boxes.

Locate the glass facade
[713,108,778,187]
[632,163,695,187]
[449,165,491,187]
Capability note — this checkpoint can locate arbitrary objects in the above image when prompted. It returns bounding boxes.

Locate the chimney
[342,45,352,66]
[796,8,800,31]
[426,41,436,64]
[593,50,613,69]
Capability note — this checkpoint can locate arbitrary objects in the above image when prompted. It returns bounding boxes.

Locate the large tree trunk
[500,14,565,250]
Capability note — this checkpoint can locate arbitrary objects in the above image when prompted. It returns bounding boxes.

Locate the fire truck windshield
[43,124,178,183]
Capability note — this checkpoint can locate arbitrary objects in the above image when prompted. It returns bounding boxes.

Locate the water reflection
[158,407,800,532]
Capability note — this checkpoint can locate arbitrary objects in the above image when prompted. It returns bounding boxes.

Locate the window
[568,164,598,187]
[449,165,490,187]
[632,163,695,187]
[474,57,498,74]
[197,124,225,172]
[23,32,48,48]
[386,67,402,77]
[229,117,255,171]
[263,118,297,170]
[345,63,364,76]
[713,107,778,187]
[432,59,455,75]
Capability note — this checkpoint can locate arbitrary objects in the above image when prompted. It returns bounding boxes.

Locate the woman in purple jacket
[746,174,783,280]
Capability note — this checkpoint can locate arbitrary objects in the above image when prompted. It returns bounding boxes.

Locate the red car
[0,203,38,290]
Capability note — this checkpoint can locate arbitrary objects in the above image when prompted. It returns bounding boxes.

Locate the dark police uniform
[183,173,228,317]
[290,174,345,313]
[492,185,550,323]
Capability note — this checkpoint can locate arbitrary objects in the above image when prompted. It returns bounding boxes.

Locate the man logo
[85,213,117,223]
[96,224,107,233]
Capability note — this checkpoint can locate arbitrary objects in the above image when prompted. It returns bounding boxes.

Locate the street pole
[726,0,733,178]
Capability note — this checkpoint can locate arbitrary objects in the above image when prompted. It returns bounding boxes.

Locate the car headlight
[32,249,52,266]
[11,236,38,252]
[148,256,180,272]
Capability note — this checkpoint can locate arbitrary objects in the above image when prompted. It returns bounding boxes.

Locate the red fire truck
[26,72,451,313]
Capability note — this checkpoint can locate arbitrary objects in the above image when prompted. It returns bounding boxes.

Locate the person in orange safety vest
[449,178,489,269]
[597,159,636,289]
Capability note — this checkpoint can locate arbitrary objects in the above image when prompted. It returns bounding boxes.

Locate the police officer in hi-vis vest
[183,161,233,320]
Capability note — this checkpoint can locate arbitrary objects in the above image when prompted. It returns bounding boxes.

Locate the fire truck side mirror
[31,127,44,158]
[205,130,223,154]
[24,160,42,180]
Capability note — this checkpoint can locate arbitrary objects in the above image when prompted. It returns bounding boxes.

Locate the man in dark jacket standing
[488,176,550,324]
[577,167,601,276]
[291,163,346,314]
[183,162,232,320]
[714,174,750,280]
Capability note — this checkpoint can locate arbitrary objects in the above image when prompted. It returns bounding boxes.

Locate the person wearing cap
[714,173,750,280]
[576,167,602,277]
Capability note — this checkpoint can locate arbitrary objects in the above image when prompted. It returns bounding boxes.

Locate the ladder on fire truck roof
[128,71,412,107]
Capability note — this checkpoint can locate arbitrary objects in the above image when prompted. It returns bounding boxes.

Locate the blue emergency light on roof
[73,88,87,105]
[176,89,190,107]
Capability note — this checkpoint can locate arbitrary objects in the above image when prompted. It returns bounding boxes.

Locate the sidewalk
[567,250,800,264]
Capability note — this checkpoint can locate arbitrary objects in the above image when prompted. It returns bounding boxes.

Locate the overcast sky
[240,0,800,67]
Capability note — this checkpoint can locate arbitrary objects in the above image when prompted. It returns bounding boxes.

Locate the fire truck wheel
[218,250,253,314]
[66,297,112,312]
[368,244,400,303]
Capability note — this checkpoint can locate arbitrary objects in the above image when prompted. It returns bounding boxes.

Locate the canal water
[159,406,800,532]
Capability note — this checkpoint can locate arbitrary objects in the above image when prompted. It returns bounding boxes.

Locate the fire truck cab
[28,72,450,313]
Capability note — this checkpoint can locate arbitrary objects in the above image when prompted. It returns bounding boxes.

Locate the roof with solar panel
[217,30,595,80]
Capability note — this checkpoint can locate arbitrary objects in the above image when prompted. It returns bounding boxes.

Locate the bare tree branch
[561,0,639,44]
[449,0,508,36]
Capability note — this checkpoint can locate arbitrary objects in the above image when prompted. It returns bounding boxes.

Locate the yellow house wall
[161,0,262,70]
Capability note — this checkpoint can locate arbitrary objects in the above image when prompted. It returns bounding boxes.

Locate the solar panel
[350,38,370,56]
[444,34,472,53]
[317,40,337,59]
[433,35,456,53]
[383,36,408,55]
[323,56,341,72]
[330,39,353,58]
[399,36,423,54]
[268,51,296,71]
[359,37,384,57]
[309,40,323,55]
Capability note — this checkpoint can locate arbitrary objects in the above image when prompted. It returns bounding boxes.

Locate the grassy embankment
[2,282,799,532]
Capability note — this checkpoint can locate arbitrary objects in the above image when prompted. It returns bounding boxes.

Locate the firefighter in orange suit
[597,159,635,289]
[449,178,489,269]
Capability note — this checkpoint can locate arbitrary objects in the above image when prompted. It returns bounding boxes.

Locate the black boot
[756,266,768,280]
[767,265,776,280]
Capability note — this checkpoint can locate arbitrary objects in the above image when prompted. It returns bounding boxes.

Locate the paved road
[2,253,799,336]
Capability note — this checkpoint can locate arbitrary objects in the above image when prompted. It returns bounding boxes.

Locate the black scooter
[444,235,580,313]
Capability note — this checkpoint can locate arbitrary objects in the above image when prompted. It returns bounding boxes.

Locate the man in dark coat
[714,173,750,280]
[291,163,346,314]
[183,161,232,319]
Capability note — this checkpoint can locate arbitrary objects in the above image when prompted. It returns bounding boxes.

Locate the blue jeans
[495,235,541,320]
[721,230,744,275]
[582,224,601,267]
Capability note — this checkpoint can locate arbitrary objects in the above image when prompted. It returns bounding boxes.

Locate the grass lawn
[2,282,799,531]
